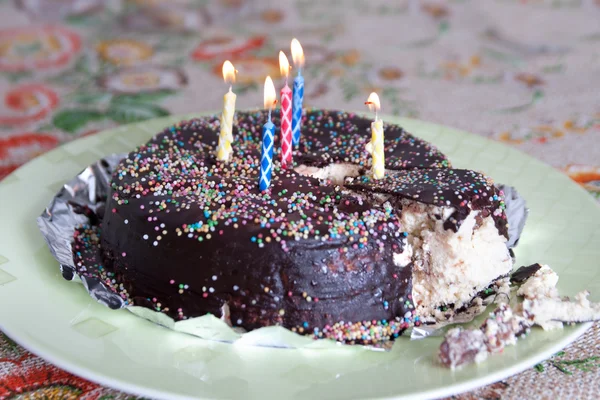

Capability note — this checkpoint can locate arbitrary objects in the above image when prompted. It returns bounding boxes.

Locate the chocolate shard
[511,263,543,284]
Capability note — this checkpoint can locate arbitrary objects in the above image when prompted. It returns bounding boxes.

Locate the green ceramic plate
[1,113,598,400]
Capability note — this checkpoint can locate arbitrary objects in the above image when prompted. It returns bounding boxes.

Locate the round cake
[80,109,512,344]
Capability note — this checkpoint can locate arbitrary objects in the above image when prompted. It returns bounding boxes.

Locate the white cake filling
[522,292,600,330]
[518,265,600,329]
[294,163,362,185]
[400,200,513,318]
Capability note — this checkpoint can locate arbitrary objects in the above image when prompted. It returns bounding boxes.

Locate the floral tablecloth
[0,0,599,399]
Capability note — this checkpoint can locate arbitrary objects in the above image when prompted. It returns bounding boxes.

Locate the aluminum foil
[38,154,127,309]
[499,184,529,249]
[37,154,528,347]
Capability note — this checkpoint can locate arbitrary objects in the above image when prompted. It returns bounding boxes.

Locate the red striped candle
[279,51,293,168]
[280,84,293,168]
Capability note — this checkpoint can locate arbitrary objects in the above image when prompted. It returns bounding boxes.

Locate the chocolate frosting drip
[91,110,505,342]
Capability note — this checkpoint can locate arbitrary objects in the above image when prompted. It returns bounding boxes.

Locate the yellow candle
[365,92,385,179]
[217,60,237,162]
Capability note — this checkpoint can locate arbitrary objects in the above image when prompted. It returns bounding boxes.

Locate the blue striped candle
[259,117,275,191]
[291,70,304,146]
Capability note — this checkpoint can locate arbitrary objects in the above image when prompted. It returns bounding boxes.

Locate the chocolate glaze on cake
[84,109,508,344]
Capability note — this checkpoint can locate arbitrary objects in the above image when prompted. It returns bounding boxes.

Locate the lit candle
[365,92,385,180]
[259,76,277,191]
[216,60,237,162]
[290,38,305,147]
[279,51,293,168]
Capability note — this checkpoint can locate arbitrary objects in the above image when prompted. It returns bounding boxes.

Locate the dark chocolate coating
[90,110,506,343]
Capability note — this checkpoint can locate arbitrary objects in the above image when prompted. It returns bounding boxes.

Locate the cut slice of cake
[342,168,512,322]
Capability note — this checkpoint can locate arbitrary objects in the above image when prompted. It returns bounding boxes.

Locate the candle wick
[268,108,272,121]
[229,85,232,92]
[298,67,302,77]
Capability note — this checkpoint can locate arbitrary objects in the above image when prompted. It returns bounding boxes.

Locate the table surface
[0,1,599,399]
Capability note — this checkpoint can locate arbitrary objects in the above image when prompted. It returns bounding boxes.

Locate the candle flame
[222,60,236,84]
[365,92,381,112]
[291,38,305,68]
[264,76,277,109]
[279,51,291,78]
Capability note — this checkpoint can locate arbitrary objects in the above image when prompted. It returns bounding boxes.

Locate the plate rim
[0,319,592,400]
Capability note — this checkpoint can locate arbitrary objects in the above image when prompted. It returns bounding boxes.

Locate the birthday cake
[87,109,512,344]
